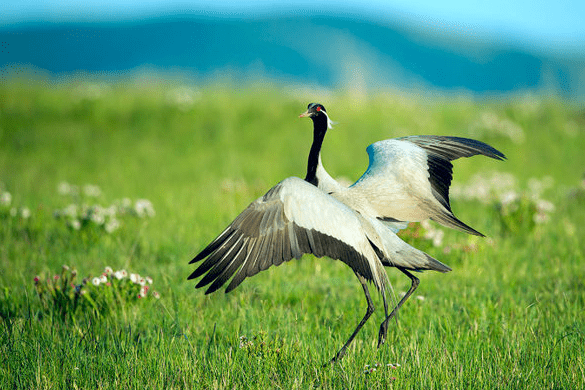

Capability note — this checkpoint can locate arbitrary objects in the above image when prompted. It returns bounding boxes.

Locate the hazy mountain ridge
[1,14,583,98]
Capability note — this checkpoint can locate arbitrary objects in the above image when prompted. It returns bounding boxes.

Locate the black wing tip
[422,253,452,273]
[195,278,210,289]
[441,136,506,161]
[484,146,506,161]
[407,135,507,161]
[457,136,506,161]
[189,255,204,264]
[458,220,486,237]
[187,270,229,294]
[204,285,221,295]
[187,264,209,281]
[430,214,486,237]
[198,277,239,294]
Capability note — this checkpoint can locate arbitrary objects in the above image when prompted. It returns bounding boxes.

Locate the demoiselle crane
[189,103,505,363]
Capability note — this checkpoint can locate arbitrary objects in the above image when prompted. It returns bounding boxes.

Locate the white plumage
[351,139,438,221]
[189,103,505,363]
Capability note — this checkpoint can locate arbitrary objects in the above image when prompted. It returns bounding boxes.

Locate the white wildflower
[104,266,113,275]
[432,230,444,247]
[451,172,517,203]
[416,295,426,301]
[63,204,78,218]
[83,184,102,198]
[152,291,161,299]
[469,111,525,144]
[58,182,71,196]
[528,176,554,198]
[536,199,555,213]
[119,269,128,278]
[105,218,120,233]
[145,276,153,285]
[103,205,117,217]
[134,199,155,218]
[140,286,149,296]
[0,191,11,206]
[118,198,132,212]
[500,191,519,207]
[59,182,79,197]
[423,223,444,247]
[130,273,140,284]
[139,278,146,286]
[420,220,432,230]
[20,207,30,219]
[91,277,100,286]
[69,219,81,230]
[99,274,108,284]
[90,209,105,225]
[114,270,124,280]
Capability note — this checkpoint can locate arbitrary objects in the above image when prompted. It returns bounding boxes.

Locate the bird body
[189,103,505,363]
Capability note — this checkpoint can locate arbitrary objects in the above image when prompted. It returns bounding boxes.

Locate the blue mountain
[1,14,582,98]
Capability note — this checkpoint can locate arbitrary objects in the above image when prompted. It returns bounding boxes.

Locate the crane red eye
[316,106,321,112]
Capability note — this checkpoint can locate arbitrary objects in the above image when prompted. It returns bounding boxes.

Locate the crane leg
[327,274,375,365]
[377,267,419,348]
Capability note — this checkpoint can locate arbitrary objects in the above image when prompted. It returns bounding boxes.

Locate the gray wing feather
[398,135,506,161]
[189,177,386,294]
[400,135,505,211]
[402,136,505,236]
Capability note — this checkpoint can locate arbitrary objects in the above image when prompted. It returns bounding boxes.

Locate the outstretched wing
[397,136,505,210]
[349,136,505,235]
[189,177,387,294]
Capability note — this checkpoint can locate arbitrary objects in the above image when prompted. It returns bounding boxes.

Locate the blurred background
[1,0,584,100]
[2,3,585,387]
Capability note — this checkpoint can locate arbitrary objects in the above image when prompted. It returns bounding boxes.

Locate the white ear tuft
[323,111,335,129]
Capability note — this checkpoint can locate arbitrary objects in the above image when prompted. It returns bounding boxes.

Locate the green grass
[1,79,585,389]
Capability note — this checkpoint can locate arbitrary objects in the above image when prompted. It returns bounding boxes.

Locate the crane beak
[299,110,311,118]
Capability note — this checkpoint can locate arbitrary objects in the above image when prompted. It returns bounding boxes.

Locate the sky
[3,0,585,55]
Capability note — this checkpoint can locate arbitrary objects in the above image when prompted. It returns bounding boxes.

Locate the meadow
[1,79,584,389]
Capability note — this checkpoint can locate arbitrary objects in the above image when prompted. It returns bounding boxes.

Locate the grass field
[1,79,584,389]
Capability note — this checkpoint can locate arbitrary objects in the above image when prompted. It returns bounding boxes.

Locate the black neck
[304,114,328,186]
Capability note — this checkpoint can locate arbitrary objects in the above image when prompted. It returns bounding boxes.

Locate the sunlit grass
[1,79,584,388]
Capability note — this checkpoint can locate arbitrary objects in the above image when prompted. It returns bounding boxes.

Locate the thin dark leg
[382,284,389,319]
[327,275,375,364]
[377,267,419,348]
